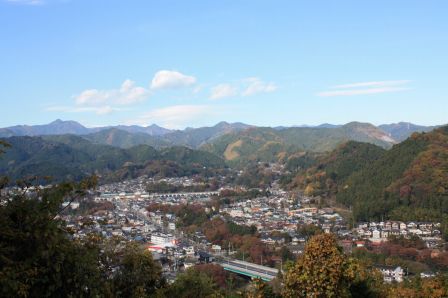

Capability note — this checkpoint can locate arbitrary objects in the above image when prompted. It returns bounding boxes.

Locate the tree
[112,243,165,297]
[283,234,348,297]
[0,179,105,297]
[244,278,279,298]
[297,223,323,239]
[282,234,385,298]
[279,246,295,262]
[194,264,229,289]
[165,268,221,298]
[0,139,10,155]
[388,275,448,298]
[0,176,167,298]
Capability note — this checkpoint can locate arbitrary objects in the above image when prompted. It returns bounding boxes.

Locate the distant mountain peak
[317,123,341,128]
[379,122,436,142]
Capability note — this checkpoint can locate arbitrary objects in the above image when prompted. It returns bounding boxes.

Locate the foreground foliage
[283,234,384,298]
[0,178,165,297]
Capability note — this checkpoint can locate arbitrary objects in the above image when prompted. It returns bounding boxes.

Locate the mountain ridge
[201,122,398,165]
[378,122,438,142]
[1,119,439,138]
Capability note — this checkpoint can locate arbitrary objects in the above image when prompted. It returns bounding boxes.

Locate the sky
[1,0,447,129]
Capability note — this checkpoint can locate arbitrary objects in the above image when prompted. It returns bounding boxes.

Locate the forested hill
[285,141,386,197]
[338,126,448,222]
[202,122,395,165]
[288,126,448,225]
[0,135,226,184]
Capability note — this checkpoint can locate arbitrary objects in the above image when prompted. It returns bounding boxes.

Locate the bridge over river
[215,258,279,281]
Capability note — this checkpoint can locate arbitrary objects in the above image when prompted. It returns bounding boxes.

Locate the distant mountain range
[0,119,439,142]
[0,119,172,138]
[0,119,444,169]
[0,120,253,149]
[378,122,438,142]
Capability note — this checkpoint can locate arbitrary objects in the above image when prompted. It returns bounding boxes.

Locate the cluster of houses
[356,221,442,247]
[56,175,446,285]
[220,193,347,236]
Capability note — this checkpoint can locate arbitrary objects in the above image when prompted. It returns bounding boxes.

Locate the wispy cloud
[242,77,277,96]
[332,80,411,89]
[317,80,412,97]
[209,84,238,100]
[131,105,213,129]
[150,70,196,90]
[208,77,277,100]
[5,0,44,5]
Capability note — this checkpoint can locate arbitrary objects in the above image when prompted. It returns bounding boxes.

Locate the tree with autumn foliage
[388,275,448,298]
[244,278,279,298]
[283,233,385,298]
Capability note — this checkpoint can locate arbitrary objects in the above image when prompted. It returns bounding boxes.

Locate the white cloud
[150,70,196,90]
[317,80,412,97]
[132,105,212,129]
[74,79,149,106]
[209,84,238,100]
[242,77,277,96]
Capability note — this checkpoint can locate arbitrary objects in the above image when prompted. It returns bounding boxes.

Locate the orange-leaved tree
[283,233,384,298]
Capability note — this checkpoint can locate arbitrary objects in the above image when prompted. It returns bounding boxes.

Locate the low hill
[288,126,448,227]
[161,121,252,148]
[0,135,226,183]
[337,126,448,222]
[285,141,385,197]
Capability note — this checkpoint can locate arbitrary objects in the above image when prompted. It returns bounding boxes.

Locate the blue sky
[1,0,447,128]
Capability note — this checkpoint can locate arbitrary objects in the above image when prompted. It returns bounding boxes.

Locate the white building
[151,233,176,245]
[378,266,404,283]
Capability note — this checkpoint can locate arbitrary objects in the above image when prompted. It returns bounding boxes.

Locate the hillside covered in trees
[0,135,227,184]
[288,126,448,229]
[202,122,395,166]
